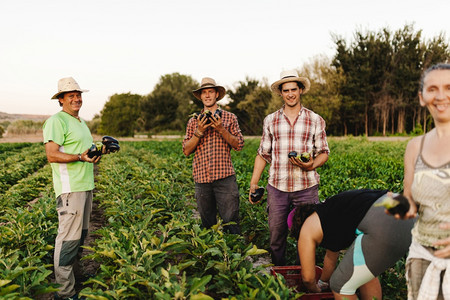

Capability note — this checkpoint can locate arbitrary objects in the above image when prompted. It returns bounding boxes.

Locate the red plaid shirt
[183,110,244,183]
[258,106,329,192]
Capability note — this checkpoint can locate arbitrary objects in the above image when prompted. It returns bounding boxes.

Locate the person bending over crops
[402,63,450,300]
[290,189,416,300]
[43,77,101,300]
[182,77,244,234]
[249,70,329,265]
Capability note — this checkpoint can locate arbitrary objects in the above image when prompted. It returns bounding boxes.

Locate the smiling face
[281,82,302,108]
[419,69,450,124]
[59,91,83,116]
[200,87,218,109]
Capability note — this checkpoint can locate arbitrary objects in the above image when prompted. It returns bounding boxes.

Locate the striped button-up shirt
[183,109,244,183]
[258,106,329,192]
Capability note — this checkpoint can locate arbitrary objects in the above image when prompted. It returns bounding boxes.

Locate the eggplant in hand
[250,187,265,203]
[87,142,103,158]
[190,109,222,124]
[288,151,311,162]
[102,135,120,153]
[374,194,410,217]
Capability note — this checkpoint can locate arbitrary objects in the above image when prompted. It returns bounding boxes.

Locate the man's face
[281,82,302,108]
[200,88,218,108]
[60,91,82,114]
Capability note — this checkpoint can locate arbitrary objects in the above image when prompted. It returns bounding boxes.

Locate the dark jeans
[195,175,240,234]
[267,184,319,265]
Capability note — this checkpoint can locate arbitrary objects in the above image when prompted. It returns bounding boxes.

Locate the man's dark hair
[289,203,316,239]
[278,81,305,93]
[57,93,65,107]
[419,62,450,92]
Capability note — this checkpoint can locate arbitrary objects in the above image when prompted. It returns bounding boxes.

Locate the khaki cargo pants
[54,191,92,298]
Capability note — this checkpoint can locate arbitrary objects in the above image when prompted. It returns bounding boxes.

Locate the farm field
[0,137,410,299]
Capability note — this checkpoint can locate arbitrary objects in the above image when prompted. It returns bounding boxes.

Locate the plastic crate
[270,265,334,300]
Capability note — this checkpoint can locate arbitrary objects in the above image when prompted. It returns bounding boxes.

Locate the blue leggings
[330,195,415,295]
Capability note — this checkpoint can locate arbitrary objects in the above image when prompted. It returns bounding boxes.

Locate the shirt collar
[279,104,304,116]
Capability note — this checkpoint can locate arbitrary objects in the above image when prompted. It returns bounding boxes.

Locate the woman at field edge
[289,189,415,300]
[402,63,450,300]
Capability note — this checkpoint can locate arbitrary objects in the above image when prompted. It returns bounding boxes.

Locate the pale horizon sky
[1,0,448,120]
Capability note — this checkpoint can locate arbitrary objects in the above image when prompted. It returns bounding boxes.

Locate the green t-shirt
[43,111,94,197]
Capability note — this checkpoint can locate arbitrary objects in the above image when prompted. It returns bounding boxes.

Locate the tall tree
[300,55,343,136]
[227,78,261,135]
[99,93,142,136]
[236,83,272,135]
[141,73,199,132]
[389,25,424,134]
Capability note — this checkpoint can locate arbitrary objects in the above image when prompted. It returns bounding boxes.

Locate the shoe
[54,292,86,300]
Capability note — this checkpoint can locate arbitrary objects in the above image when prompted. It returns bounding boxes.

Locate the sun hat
[270,70,311,95]
[51,77,89,99]
[192,77,226,100]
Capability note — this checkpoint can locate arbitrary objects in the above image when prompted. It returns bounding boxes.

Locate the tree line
[92,24,449,137]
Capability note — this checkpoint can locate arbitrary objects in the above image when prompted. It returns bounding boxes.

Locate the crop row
[0,144,48,194]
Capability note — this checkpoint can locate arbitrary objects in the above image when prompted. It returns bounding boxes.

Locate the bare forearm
[183,135,201,156]
[321,250,339,281]
[250,155,267,186]
[47,151,80,163]
[312,152,328,169]
[217,127,240,149]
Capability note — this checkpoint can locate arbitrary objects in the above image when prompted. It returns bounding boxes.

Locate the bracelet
[194,130,204,138]
[78,153,82,161]
[317,279,329,291]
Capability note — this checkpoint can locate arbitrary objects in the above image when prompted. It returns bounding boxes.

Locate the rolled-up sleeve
[229,114,244,151]
[313,116,330,157]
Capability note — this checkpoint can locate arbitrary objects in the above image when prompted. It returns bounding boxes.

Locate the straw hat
[192,77,226,100]
[270,70,310,95]
[51,77,89,99]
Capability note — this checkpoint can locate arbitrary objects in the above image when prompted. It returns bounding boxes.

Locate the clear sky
[0,0,448,120]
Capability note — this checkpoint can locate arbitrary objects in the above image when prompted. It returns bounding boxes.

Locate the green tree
[99,93,142,137]
[300,55,343,136]
[332,25,449,136]
[236,83,272,135]
[227,78,261,135]
[86,114,101,135]
[141,73,199,133]
[333,28,393,136]
[389,25,424,135]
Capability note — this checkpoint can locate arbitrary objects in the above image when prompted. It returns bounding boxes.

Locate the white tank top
[411,136,450,248]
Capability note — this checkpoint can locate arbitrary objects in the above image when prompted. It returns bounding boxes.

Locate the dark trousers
[195,175,240,234]
[267,184,319,265]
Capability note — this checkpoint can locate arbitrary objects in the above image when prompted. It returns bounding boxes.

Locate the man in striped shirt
[249,70,330,265]
[183,77,244,234]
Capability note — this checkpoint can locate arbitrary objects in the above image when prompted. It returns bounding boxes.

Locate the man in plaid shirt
[183,77,244,234]
[249,70,330,265]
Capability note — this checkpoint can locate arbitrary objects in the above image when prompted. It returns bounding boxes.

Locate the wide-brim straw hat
[51,77,89,99]
[192,77,226,100]
[271,70,310,95]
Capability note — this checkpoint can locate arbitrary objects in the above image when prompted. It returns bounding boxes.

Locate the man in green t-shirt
[43,77,101,300]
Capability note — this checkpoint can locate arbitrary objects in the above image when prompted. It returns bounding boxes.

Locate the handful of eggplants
[288,151,311,162]
[190,109,222,125]
[87,136,120,158]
